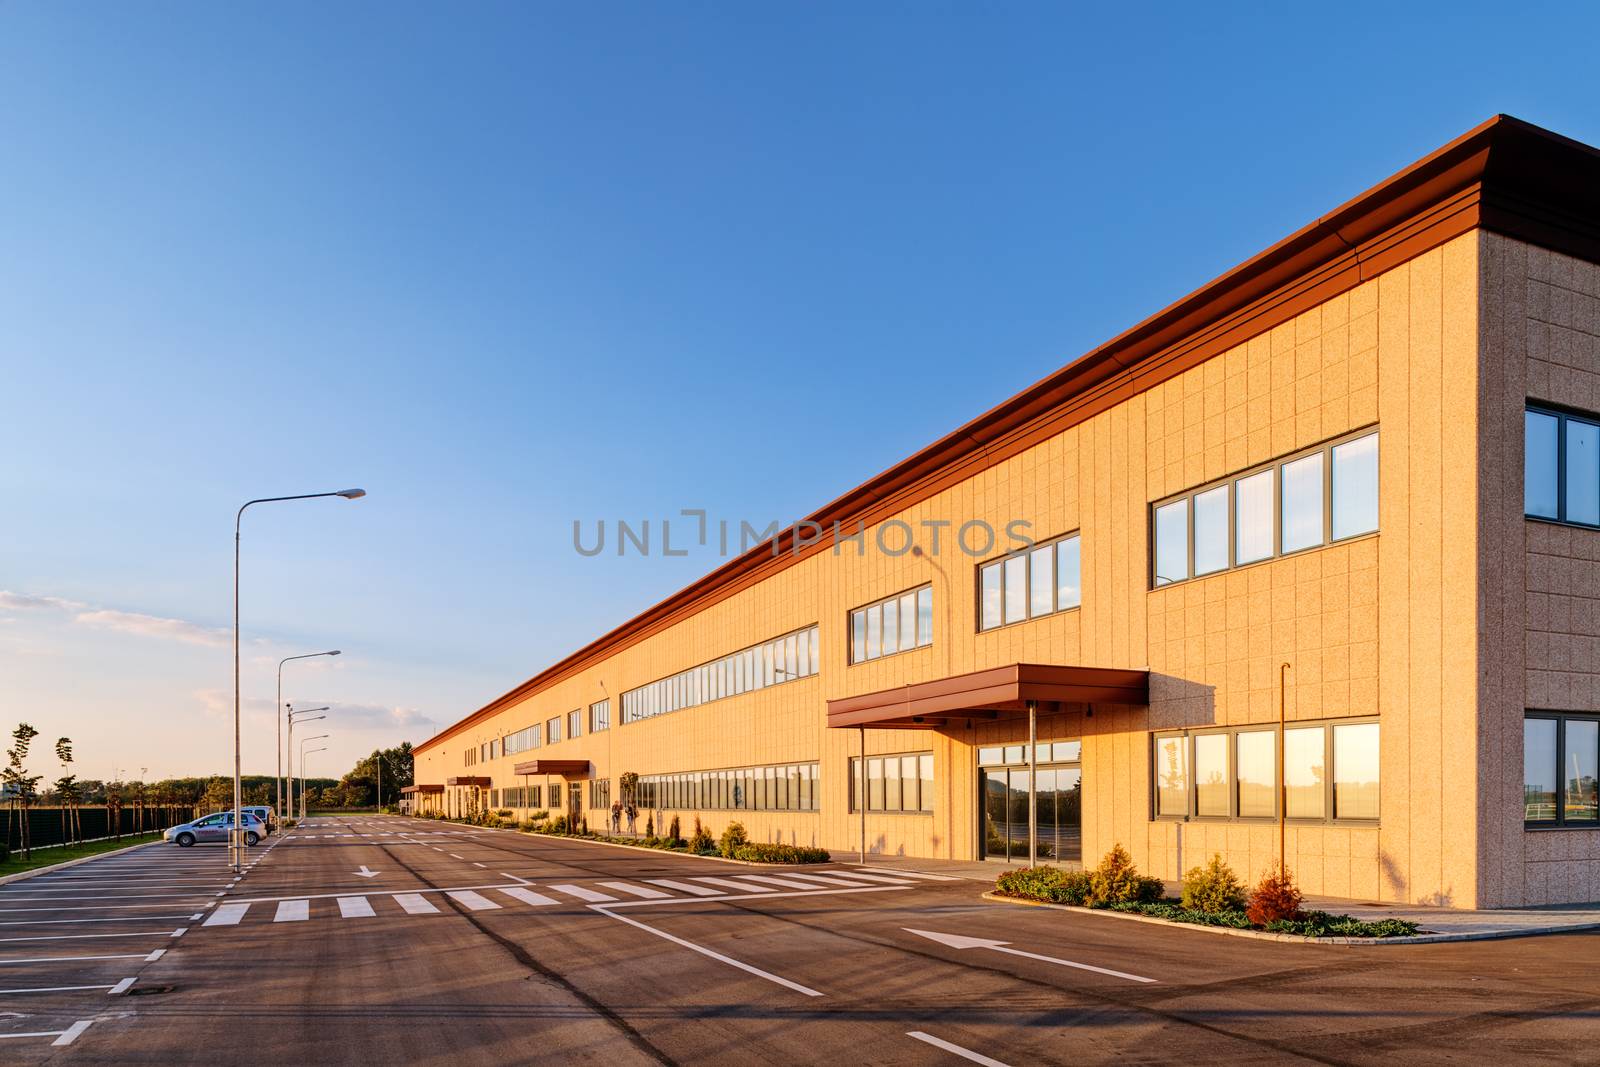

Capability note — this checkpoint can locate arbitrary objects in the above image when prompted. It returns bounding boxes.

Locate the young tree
[3,724,42,858]
[54,737,80,845]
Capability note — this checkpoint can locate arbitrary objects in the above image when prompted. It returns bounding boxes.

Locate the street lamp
[300,737,329,821]
[278,651,340,823]
[233,488,365,872]
[287,706,328,827]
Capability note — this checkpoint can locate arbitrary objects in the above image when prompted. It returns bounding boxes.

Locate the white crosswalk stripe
[548,883,616,903]
[645,879,724,896]
[446,891,500,911]
[691,876,774,894]
[203,903,249,927]
[498,887,559,907]
[597,881,671,899]
[337,896,375,918]
[394,894,440,915]
[732,873,825,890]
[274,900,309,922]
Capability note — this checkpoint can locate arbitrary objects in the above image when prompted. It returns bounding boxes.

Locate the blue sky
[3,3,1598,781]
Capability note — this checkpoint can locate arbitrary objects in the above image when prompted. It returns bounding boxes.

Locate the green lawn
[0,832,164,877]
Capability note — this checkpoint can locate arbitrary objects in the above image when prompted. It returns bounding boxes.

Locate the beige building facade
[413,116,1600,908]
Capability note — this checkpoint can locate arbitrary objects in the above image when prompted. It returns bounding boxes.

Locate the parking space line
[394,894,440,915]
[108,977,136,995]
[907,1031,1011,1066]
[337,897,375,918]
[203,904,250,927]
[0,981,126,995]
[0,1019,93,1045]
[597,909,822,997]
[0,951,158,965]
[0,916,196,927]
[597,881,672,899]
[497,887,559,907]
[0,930,182,944]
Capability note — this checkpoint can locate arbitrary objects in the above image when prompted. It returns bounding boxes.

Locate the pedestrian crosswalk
[200,868,958,928]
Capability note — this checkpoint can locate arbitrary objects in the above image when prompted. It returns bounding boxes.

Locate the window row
[848,752,935,814]
[503,724,541,756]
[1526,406,1600,528]
[589,778,611,810]
[1153,431,1379,588]
[636,763,820,812]
[493,785,544,809]
[1152,719,1379,823]
[850,585,933,663]
[1524,712,1599,827]
[621,625,820,724]
[979,531,1081,632]
[979,741,1081,766]
[463,748,478,767]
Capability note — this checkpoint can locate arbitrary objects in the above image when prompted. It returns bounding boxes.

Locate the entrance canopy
[511,759,590,777]
[445,776,491,788]
[826,663,1148,729]
[400,784,444,795]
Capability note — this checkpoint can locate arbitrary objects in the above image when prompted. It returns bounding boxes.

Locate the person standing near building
[610,800,621,834]
[624,802,636,835]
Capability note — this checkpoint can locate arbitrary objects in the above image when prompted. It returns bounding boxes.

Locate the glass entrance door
[979,760,1082,863]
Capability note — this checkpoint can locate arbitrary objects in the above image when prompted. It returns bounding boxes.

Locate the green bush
[731,843,830,864]
[495,809,512,818]
[688,818,714,855]
[545,814,569,835]
[1087,845,1163,906]
[995,865,1092,905]
[668,815,681,845]
[717,821,749,858]
[1181,854,1247,914]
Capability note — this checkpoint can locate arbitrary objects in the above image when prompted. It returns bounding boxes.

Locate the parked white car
[164,811,266,847]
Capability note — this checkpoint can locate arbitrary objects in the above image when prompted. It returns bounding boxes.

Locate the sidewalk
[844,852,1600,942]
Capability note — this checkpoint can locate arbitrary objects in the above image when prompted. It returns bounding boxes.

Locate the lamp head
[336,489,366,500]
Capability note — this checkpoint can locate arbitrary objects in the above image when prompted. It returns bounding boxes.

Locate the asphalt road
[2,815,1597,1065]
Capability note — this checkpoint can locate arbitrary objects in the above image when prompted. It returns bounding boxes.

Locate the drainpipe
[1278,662,1291,870]
[1028,700,1038,869]
[859,726,866,865]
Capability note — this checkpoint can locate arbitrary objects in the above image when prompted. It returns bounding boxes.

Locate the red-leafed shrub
[1246,864,1304,926]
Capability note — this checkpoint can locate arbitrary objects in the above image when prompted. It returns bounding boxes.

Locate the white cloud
[2,589,229,649]
[75,608,229,649]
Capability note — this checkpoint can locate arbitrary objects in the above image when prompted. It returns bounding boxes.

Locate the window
[1524,712,1600,827]
[978,532,1083,631]
[621,625,819,724]
[638,762,819,812]
[589,700,610,733]
[567,709,582,740]
[850,586,934,663]
[546,716,561,744]
[529,785,543,809]
[1526,405,1600,527]
[1152,430,1379,587]
[849,751,934,813]
[589,779,611,809]
[1154,719,1378,823]
[503,724,540,756]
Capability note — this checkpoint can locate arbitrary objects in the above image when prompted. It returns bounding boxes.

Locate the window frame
[589,699,610,733]
[1525,403,1600,530]
[975,530,1083,633]
[1524,709,1600,829]
[848,585,934,665]
[848,750,936,815]
[1150,716,1379,827]
[621,624,820,724]
[1149,427,1379,590]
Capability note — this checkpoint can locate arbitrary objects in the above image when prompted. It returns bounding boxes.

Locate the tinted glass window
[1525,717,1558,823]
[1236,730,1276,817]
[1284,727,1325,818]
[1332,722,1380,820]
[1331,433,1379,539]
[1055,536,1081,609]
[1566,719,1598,824]
[1567,419,1600,526]
[1525,410,1560,518]
[1281,452,1324,553]
[1193,484,1229,575]
[1193,733,1229,817]
[1154,734,1187,816]
[1154,500,1188,586]
[1235,469,1274,564]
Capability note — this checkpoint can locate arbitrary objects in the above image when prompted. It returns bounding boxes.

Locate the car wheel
[245,831,260,846]
[176,832,195,847]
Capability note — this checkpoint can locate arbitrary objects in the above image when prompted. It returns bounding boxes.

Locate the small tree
[4,725,42,858]
[54,737,80,845]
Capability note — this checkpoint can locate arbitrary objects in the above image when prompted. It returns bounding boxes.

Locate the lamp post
[299,736,329,822]
[287,706,328,829]
[277,651,340,824]
[233,488,364,872]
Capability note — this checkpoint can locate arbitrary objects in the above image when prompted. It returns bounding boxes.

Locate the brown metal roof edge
[825,663,1151,729]
[418,114,1600,755]
[510,759,591,777]
[444,776,491,788]
[400,784,444,794]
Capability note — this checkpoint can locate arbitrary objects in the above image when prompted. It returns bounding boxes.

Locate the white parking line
[337,897,375,918]
[273,900,309,923]
[0,916,196,927]
[0,1019,93,1046]
[598,909,822,997]
[446,891,500,911]
[775,872,878,887]
[0,930,182,944]
[498,887,559,907]
[109,977,136,995]
[548,883,616,903]
[644,879,723,897]
[0,951,159,965]
[907,1031,1011,1066]
[597,881,672,899]
[394,894,440,915]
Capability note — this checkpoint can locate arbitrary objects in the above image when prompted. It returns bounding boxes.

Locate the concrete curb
[0,839,163,886]
[978,891,1600,945]
[398,817,834,869]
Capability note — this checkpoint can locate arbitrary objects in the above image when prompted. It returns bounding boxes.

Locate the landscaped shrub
[995,866,1092,905]
[1246,864,1304,926]
[667,815,681,845]
[495,809,512,818]
[545,813,569,835]
[1087,845,1163,906]
[645,815,654,838]
[1181,854,1246,914]
[717,821,749,858]
[731,843,830,864]
[688,818,714,855]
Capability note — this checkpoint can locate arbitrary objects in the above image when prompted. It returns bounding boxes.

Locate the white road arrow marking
[902,928,1155,983]
[355,866,380,878]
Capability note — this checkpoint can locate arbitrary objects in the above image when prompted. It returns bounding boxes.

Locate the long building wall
[416,231,1499,906]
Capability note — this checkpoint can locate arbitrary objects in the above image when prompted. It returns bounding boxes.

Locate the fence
[1,804,200,852]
